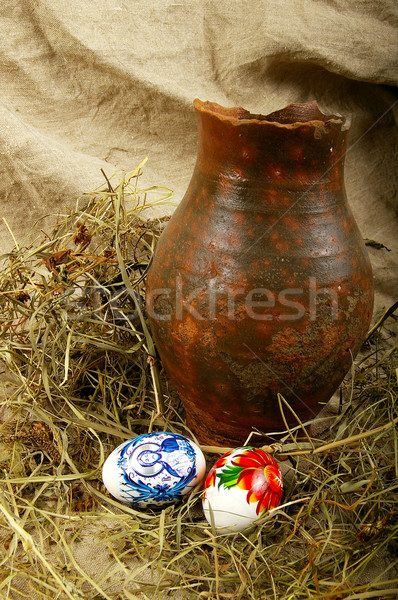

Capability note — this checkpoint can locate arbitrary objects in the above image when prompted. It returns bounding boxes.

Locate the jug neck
[193,99,349,189]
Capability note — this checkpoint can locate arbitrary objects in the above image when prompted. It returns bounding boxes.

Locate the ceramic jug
[145,99,374,446]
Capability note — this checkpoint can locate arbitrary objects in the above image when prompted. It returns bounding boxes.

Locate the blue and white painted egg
[102,432,206,508]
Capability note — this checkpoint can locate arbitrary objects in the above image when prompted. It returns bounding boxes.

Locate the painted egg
[102,432,206,508]
[202,446,283,533]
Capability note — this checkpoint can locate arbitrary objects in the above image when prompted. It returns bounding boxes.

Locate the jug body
[146,99,374,446]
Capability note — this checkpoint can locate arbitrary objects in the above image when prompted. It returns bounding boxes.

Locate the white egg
[102,432,206,508]
[202,446,283,534]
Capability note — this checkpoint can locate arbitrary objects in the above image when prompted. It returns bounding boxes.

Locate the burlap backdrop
[1,0,397,309]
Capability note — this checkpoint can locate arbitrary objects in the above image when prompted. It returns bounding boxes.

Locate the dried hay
[0,161,397,600]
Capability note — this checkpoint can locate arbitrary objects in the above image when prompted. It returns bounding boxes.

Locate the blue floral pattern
[116,432,198,507]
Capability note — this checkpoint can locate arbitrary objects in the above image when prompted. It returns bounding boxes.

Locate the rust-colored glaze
[145,99,374,446]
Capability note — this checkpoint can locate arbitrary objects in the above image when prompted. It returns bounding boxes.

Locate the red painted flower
[203,451,232,490]
[217,448,283,515]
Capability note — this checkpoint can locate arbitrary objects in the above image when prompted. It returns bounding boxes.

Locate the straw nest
[0,161,397,600]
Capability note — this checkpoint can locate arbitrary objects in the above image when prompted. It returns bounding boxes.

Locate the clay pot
[145,99,374,446]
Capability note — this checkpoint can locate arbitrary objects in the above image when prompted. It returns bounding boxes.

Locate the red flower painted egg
[202,447,283,533]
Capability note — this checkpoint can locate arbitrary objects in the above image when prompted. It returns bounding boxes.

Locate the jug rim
[193,98,350,130]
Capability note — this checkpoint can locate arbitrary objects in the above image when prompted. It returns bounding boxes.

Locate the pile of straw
[0,162,397,599]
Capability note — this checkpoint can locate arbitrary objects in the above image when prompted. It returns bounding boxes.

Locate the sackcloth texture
[0,0,397,597]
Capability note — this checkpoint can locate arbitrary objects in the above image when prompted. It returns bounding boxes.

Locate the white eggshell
[202,446,283,534]
[102,432,206,508]
[203,491,259,534]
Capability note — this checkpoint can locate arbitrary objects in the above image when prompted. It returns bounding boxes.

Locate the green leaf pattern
[216,464,245,490]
